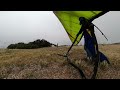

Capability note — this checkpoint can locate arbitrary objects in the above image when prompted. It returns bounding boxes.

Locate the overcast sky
[0,11,120,48]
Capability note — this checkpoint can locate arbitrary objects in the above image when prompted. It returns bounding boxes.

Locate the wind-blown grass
[0,44,120,79]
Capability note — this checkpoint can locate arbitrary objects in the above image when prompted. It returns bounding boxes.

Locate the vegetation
[0,44,120,79]
[7,39,52,49]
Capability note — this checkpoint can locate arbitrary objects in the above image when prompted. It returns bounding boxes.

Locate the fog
[0,11,120,48]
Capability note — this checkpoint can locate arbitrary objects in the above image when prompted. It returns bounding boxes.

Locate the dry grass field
[0,44,120,79]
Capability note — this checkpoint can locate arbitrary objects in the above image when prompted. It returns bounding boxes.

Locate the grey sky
[0,11,120,48]
[93,11,120,44]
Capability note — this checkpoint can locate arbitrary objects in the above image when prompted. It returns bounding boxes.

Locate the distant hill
[7,39,57,49]
[112,42,120,45]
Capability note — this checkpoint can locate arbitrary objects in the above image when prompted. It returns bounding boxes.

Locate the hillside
[0,44,120,79]
[7,39,53,49]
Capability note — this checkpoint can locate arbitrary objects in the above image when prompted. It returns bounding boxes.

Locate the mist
[0,11,120,48]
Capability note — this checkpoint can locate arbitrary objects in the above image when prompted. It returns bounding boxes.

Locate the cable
[92,23,108,41]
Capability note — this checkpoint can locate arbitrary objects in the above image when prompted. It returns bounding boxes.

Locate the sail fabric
[53,11,104,45]
[84,29,109,63]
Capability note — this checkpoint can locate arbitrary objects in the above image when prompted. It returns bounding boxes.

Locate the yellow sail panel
[54,11,106,45]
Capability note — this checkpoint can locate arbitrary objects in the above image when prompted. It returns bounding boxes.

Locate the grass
[0,44,120,79]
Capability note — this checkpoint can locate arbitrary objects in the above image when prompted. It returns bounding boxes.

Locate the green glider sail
[53,11,107,45]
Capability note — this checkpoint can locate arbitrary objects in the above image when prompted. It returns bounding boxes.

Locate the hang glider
[53,11,108,45]
[54,11,109,79]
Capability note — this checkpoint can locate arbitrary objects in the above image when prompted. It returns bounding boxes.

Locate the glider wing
[53,11,108,45]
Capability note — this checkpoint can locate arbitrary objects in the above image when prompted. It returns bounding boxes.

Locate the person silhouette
[79,17,110,64]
